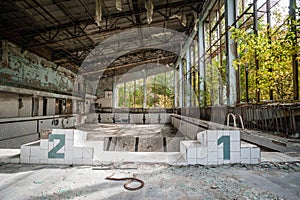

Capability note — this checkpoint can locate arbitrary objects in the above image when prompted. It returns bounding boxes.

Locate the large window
[193,0,298,105]
[233,0,296,101]
[116,71,175,108]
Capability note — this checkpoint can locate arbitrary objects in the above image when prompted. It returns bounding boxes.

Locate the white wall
[0,93,33,118]
[47,98,56,115]
[0,93,18,118]
[18,97,32,117]
[38,97,43,116]
[0,115,77,148]
[0,120,38,148]
[0,93,73,118]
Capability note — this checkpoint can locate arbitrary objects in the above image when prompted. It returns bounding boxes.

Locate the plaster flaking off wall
[0,41,74,94]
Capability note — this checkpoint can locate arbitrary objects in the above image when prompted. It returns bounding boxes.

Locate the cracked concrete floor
[0,162,300,200]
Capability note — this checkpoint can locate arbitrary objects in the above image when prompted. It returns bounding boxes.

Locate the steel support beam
[186,47,191,107]
[143,69,147,108]
[225,0,237,105]
[198,20,206,106]
[290,0,299,100]
[218,1,224,105]
[22,0,203,38]
[266,0,273,100]
[174,66,178,107]
[253,0,260,102]
[179,58,184,107]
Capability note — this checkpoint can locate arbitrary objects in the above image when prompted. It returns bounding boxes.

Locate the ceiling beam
[55,40,182,68]
[54,1,96,48]
[21,0,203,38]
[82,55,177,76]
[29,18,187,56]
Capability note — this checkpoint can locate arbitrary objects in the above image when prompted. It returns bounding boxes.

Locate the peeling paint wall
[0,41,86,148]
[0,40,2,66]
[0,41,75,94]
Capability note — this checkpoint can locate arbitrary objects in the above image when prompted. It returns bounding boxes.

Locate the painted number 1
[48,134,65,158]
[217,135,230,160]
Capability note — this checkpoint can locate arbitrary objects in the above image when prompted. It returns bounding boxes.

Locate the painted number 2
[48,134,65,158]
[217,135,230,160]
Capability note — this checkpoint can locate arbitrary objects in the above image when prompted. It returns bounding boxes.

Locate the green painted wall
[0,42,74,94]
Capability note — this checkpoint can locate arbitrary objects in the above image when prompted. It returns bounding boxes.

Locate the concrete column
[198,21,205,106]
[143,69,147,108]
[179,58,184,108]
[112,76,117,108]
[179,59,183,108]
[186,47,191,107]
[174,67,178,107]
[133,80,136,106]
[124,82,126,107]
[225,0,237,105]
[290,0,299,100]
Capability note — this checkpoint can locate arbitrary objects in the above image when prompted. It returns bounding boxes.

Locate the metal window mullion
[225,0,238,105]
[253,0,260,102]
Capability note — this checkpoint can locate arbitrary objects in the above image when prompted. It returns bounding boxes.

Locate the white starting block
[20,129,260,165]
[20,129,98,165]
[180,130,260,165]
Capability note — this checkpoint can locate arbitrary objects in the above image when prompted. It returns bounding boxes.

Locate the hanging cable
[116,0,122,11]
[95,0,102,26]
[181,13,187,27]
[193,11,198,31]
[145,0,154,24]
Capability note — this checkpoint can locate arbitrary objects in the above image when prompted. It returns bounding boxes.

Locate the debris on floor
[0,162,299,199]
[105,174,144,191]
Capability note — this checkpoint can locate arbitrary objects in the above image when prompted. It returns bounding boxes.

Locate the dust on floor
[0,162,299,200]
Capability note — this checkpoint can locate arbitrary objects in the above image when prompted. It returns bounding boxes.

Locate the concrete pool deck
[1,148,300,165]
[0,162,299,199]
